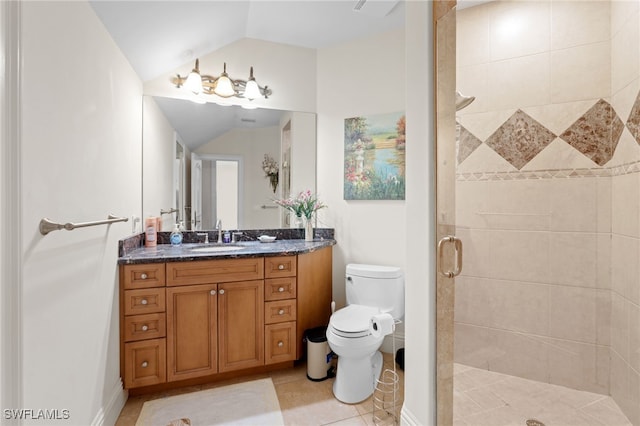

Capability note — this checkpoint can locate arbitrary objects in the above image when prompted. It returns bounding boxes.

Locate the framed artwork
[344,111,406,200]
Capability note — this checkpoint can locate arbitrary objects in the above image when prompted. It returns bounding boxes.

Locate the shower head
[455,91,475,111]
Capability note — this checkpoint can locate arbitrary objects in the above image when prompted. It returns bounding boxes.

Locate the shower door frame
[433,1,459,425]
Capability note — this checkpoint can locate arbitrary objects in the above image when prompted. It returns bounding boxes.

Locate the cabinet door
[166,284,218,381]
[218,280,264,372]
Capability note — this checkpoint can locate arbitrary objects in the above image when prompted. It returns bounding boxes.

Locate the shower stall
[436,1,640,425]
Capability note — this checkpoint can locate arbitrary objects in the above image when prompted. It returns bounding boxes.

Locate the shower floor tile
[454,363,632,426]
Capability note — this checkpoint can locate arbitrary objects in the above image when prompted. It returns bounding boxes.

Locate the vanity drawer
[265,256,297,278]
[122,264,165,289]
[124,338,166,388]
[265,299,297,324]
[124,288,165,316]
[264,277,297,301]
[123,313,166,342]
[265,321,296,364]
[166,258,264,286]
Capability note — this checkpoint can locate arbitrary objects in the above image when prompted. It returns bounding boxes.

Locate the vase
[304,217,314,241]
[269,173,278,193]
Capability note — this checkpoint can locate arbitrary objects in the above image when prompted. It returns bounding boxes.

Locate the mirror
[142,95,316,231]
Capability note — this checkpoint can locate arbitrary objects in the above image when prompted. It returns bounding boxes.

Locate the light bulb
[184,59,203,95]
[213,63,236,97]
[244,79,261,100]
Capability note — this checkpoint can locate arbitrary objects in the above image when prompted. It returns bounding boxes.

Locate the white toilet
[326,263,404,403]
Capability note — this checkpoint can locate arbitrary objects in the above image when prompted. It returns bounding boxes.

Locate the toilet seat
[329,304,380,338]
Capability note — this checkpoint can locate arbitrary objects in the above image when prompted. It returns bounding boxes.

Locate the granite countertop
[117,239,336,265]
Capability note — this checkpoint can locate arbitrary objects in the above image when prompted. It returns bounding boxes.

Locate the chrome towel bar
[260,205,278,209]
[39,214,129,236]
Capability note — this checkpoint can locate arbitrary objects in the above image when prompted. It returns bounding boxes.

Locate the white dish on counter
[258,235,276,243]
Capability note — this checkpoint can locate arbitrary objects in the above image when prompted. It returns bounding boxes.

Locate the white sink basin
[190,246,244,253]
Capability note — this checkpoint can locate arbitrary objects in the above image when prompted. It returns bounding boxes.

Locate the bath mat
[135,378,284,426]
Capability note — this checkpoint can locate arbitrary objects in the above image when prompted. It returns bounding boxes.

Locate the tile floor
[454,363,633,426]
[116,359,633,426]
[116,353,404,426]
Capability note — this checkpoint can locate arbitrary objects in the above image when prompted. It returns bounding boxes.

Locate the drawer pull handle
[277,341,284,347]
[278,264,284,270]
[141,325,148,331]
[278,309,285,315]
[278,287,285,292]
[140,273,148,280]
[219,289,225,295]
[140,299,148,305]
[141,361,148,368]
[210,290,216,295]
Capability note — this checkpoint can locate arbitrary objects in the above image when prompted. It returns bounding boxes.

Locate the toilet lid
[330,305,380,335]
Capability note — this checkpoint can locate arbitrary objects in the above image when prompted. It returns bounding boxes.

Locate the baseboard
[400,405,421,426]
[91,379,127,426]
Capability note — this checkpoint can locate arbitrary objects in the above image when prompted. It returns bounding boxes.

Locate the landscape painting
[344,111,406,200]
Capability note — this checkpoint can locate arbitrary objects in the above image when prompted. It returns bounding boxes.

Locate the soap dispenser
[170,223,183,246]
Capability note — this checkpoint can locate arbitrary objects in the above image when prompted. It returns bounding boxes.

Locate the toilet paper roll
[369,313,395,338]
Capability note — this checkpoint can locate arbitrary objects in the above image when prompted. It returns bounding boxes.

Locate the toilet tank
[345,264,404,319]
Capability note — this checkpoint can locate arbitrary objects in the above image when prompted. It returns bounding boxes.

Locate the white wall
[403,2,436,424]
[20,2,141,424]
[197,127,280,229]
[316,28,407,309]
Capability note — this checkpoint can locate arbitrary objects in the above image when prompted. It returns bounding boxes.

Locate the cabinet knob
[141,361,148,368]
[140,273,148,280]
[210,290,216,295]
[278,264,284,270]
[141,325,148,331]
[278,287,285,292]
[278,309,285,315]
[219,289,225,295]
[277,341,284,347]
[140,299,148,305]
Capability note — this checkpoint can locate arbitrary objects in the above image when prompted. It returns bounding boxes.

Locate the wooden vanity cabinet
[120,246,333,390]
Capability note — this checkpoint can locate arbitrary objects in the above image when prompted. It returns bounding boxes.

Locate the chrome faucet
[215,219,223,243]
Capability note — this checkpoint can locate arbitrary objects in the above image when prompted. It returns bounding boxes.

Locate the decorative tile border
[457,91,640,180]
[457,160,640,181]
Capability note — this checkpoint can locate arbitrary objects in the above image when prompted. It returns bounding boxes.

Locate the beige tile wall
[610,1,640,423]
[455,2,640,423]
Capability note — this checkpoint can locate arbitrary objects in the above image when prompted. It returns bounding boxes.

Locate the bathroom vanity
[118,238,334,393]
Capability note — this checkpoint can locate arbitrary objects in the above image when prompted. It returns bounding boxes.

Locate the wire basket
[372,322,401,426]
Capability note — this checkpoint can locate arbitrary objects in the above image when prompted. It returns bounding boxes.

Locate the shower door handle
[437,235,463,278]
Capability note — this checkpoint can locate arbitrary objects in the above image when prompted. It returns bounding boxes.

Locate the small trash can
[304,326,332,381]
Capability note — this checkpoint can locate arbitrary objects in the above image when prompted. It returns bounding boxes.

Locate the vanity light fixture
[172,59,272,101]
